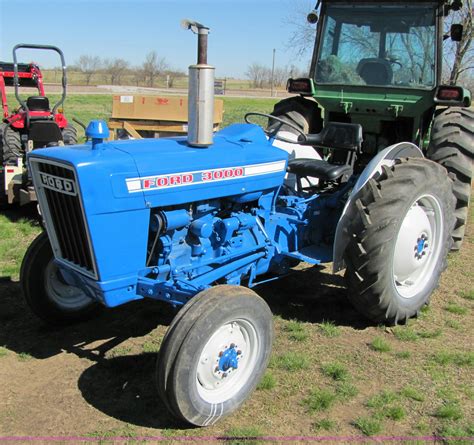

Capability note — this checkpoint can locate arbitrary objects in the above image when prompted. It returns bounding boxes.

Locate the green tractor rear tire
[268,96,323,136]
[427,107,474,250]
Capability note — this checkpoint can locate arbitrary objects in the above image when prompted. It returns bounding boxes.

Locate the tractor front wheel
[344,158,455,325]
[21,232,103,325]
[427,107,473,250]
[156,285,273,426]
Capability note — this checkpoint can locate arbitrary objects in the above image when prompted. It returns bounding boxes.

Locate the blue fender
[332,142,423,273]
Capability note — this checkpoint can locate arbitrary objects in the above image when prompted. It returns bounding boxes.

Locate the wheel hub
[218,344,240,373]
[393,203,432,283]
[415,235,429,260]
[196,319,259,404]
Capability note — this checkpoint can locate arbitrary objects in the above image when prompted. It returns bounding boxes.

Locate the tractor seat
[287,159,352,182]
[357,58,393,86]
[26,96,50,112]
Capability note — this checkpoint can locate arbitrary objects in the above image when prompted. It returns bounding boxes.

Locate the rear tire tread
[344,158,455,324]
[427,107,473,250]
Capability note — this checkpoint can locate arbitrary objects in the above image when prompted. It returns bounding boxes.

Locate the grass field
[0,96,472,442]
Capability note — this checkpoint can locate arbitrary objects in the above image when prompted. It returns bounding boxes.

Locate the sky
[0,0,314,79]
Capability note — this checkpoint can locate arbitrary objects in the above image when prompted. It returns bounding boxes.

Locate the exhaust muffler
[182,19,215,148]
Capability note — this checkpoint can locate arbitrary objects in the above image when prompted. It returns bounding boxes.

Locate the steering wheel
[244,112,308,145]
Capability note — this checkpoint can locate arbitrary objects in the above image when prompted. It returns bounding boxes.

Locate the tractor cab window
[315,4,437,89]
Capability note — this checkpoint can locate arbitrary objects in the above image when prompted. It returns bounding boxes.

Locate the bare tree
[246,63,271,88]
[273,67,291,87]
[246,64,303,88]
[444,0,473,85]
[76,55,102,85]
[142,51,168,87]
[132,67,146,87]
[164,69,186,88]
[287,64,306,79]
[104,58,130,85]
[286,0,317,58]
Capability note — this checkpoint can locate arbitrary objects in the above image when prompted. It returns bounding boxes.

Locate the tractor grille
[31,160,97,279]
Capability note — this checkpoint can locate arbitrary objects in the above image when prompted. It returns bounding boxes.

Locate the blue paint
[28,123,347,309]
[417,238,426,255]
[219,347,239,372]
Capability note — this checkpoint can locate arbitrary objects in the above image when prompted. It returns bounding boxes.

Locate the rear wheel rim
[196,318,260,404]
[392,193,443,299]
[44,261,93,310]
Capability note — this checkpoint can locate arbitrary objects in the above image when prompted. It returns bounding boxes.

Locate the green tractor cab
[271,0,473,249]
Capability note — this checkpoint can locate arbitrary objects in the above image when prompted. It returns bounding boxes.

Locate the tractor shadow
[76,266,374,429]
[0,264,371,362]
[0,202,42,224]
[0,278,176,361]
[0,245,372,429]
[257,265,373,330]
[78,353,191,430]
[0,278,187,429]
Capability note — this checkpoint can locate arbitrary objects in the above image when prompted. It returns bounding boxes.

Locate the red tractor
[0,44,77,206]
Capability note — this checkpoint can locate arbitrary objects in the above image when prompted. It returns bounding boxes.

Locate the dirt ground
[0,206,472,443]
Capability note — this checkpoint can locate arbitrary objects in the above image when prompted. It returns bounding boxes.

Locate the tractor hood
[26,124,288,284]
[28,124,288,215]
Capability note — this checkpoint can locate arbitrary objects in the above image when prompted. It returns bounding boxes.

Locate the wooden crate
[108,95,224,139]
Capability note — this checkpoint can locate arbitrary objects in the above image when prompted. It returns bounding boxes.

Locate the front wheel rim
[44,261,93,311]
[392,193,444,299]
[196,318,260,404]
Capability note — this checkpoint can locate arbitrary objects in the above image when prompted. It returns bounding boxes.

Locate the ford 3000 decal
[125,161,286,193]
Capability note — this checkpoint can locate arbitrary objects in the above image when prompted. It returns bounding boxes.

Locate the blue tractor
[21,21,455,426]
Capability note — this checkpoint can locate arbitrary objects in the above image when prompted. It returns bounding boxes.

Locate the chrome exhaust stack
[182,19,215,148]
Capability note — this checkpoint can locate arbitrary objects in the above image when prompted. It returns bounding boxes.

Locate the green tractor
[270,0,473,249]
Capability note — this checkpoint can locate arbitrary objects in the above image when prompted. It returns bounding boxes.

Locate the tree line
[245,63,307,89]
[71,51,185,88]
[67,53,304,90]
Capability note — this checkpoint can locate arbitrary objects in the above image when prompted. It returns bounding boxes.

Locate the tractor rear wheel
[156,285,273,426]
[344,158,455,325]
[268,96,323,136]
[62,124,78,145]
[21,232,103,325]
[427,107,473,250]
[3,125,23,166]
